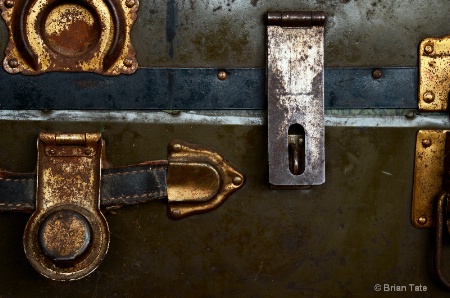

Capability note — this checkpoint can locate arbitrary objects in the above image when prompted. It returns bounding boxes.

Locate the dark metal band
[0,67,416,110]
[0,161,168,212]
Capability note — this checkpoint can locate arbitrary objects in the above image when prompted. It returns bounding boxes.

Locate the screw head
[217,70,227,81]
[232,176,242,186]
[8,58,18,68]
[372,69,382,80]
[423,91,435,103]
[172,144,182,152]
[418,216,427,225]
[123,58,133,68]
[48,148,56,155]
[424,44,434,55]
[422,139,432,148]
[125,0,135,7]
[4,0,14,8]
[85,148,93,155]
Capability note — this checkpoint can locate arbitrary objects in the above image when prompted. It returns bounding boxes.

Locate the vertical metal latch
[23,133,109,281]
[267,11,326,188]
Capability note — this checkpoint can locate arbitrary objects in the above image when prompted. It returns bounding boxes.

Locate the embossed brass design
[23,132,109,280]
[419,36,450,111]
[167,140,245,220]
[0,0,138,75]
[412,130,448,229]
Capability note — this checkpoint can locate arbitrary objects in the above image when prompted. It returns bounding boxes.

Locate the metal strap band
[0,161,168,212]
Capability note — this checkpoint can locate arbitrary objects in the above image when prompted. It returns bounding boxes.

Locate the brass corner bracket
[418,35,450,111]
[0,0,139,75]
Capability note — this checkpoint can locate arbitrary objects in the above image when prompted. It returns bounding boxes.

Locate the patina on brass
[23,132,109,280]
[0,0,138,75]
[412,130,448,229]
[419,36,450,111]
[167,140,245,220]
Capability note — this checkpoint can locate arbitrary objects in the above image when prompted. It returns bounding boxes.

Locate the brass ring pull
[435,191,450,289]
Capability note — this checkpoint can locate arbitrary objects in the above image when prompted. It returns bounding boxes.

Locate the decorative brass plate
[167,140,245,220]
[412,130,448,229]
[0,0,138,75]
[418,35,450,111]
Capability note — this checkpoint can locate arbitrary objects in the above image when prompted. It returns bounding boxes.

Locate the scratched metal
[267,24,324,186]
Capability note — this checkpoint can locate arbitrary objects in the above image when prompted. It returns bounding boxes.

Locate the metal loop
[434,191,450,289]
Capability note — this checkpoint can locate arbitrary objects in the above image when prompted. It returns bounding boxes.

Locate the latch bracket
[23,132,109,280]
[266,11,326,188]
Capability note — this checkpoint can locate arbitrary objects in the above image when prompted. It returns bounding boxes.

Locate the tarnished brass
[412,130,448,229]
[23,132,109,280]
[418,36,450,111]
[0,0,138,75]
[167,140,245,220]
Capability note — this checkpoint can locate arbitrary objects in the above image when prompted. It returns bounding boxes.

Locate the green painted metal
[0,121,445,296]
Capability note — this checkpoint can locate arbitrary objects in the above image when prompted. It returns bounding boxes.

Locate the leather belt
[0,161,168,212]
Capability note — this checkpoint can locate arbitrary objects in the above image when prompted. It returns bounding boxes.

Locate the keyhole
[288,124,305,175]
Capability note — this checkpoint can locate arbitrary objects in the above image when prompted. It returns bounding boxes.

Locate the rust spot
[43,4,100,56]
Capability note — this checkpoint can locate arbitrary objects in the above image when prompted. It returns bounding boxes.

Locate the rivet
[172,209,181,216]
[217,70,227,81]
[232,176,242,186]
[125,0,135,7]
[85,148,93,155]
[172,144,182,152]
[8,58,18,68]
[418,216,427,225]
[422,139,432,148]
[372,69,382,80]
[4,0,14,8]
[405,110,415,119]
[424,44,434,55]
[423,91,435,103]
[49,149,56,155]
[123,58,133,68]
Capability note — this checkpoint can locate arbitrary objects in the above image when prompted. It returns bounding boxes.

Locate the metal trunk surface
[0,0,450,296]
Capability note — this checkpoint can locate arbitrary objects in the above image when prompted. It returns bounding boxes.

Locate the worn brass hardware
[0,0,138,75]
[418,35,450,111]
[412,130,448,229]
[1,133,244,280]
[266,11,326,188]
[167,140,245,220]
[24,132,108,280]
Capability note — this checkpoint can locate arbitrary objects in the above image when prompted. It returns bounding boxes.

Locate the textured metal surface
[419,35,450,111]
[412,130,447,229]
[23,133,109,280]
[0,121,446,296]
[167,140,244,219]
[267,18,324,187]
[0,67,417,110]
[0,0,138,75]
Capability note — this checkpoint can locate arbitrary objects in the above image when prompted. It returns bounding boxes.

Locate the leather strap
[0,161,168,212]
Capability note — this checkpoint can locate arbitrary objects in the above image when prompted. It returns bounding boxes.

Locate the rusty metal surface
[0,120,447,296]
[418,35,450,111]
[167,140,244,219]
[0,0,138,75]
[412,130,447,229]
[23,132,109,280]
[267,15,324,187]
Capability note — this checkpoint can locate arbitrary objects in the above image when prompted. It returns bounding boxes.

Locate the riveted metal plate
[0,0,138,75]
[412,130,448,229]
[267,12,325,187]
[23,132,109,280]
[418,36,450,111]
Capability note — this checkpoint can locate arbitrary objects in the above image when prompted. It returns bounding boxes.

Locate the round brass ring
[23,204,109,281]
